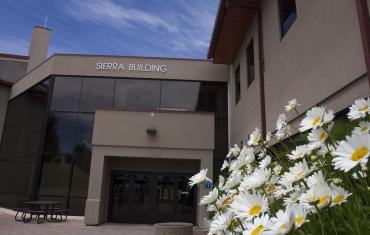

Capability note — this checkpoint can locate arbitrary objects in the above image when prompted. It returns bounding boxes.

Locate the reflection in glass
[74,114,94,155]
[70,155,91,197]
[39,154,72,197]
[114,79,160,109]
[50,77,82,112]
[43,113,78,154]
[79,78,115,112]
[110,174,130,220]
[160,81,201,111]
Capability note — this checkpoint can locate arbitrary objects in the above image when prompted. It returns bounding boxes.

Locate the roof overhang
[207,0,260,64]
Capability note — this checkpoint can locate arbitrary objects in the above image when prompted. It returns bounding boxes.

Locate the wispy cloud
[63,0,218,57]
[66,0,178,32]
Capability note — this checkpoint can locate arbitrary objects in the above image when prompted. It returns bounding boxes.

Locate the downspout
[355,0,370,87]
[256,9,267,138]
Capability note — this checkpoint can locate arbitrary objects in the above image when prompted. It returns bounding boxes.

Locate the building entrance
[108,171,196,224]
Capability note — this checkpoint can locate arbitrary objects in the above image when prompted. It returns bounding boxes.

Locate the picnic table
[14,201,68,223]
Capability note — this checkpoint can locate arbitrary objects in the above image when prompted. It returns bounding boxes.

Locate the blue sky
[0,0,219,59]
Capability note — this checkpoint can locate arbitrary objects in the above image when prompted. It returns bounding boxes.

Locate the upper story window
[279,0,297,37]
[234,65,241,104]
[246,39,255,88]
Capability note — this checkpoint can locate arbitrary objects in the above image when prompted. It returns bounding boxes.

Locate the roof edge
[0,53,29,61]
[207,0,227,59]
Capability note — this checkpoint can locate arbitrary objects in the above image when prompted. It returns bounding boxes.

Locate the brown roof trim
[0,79,13,87]
[53,53,213,62]
[0,53,29,61]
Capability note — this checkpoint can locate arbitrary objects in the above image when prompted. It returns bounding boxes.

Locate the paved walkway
[0,208,155,235]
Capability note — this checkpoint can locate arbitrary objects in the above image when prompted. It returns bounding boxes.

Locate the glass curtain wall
[0,79,50,208]
[1,76,227,215]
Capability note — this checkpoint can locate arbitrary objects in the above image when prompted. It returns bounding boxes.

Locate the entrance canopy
[84,109,214,228]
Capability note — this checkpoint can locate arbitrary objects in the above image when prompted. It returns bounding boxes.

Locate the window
[160,81,203,111]
[279,0,297,37]
[79,78,115,112]
[51,77,82,112]
[246,39,255,87]
[114,79,161,110]
[234,65,241,104]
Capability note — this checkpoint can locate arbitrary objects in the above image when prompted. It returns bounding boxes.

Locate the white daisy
[242,214,271,235]
[276,113,287,131]
[239,145,256,164]
[248,128,262,146]
[273,164,283,175]
[283,190,301,206]
[218,175,225,188]
[269,209,293,235]
[353,121,370,135]
[285,99,300,112]
[200,188,219,205]
[230,144,241,157]
[351,171,367,179]
[347,97,370,120]
[279,160,313,185]
[209,211,233,234]
[333,134,370,172]
[223,170,243,191]
[189,169,210,188]
[265,132,273,142]
[299,106,334,132]
[330,183,351,207]
[230,192,268,220]
[315,182,333,209]
[290,204,308,228]
[221,160,229,171]
[306,170,326,188]
[259,155,271,169]
[276,125,292,140]
[240,168,271,191]
[307,123,334,149]
[287,145,312,160]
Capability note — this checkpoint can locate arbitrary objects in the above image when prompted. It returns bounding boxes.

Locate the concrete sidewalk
[0,208,155,235]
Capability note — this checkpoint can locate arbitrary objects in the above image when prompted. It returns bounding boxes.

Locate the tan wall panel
[92,110,214,150]
[229,16,262,145]
[10,55,228,99]
[262,0,367,130]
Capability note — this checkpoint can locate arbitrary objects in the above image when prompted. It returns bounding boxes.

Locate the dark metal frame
[108,170,197,224]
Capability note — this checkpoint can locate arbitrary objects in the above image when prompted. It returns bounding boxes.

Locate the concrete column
[27,26,51,72]
[84,149,105,225]
[197,152,213,228]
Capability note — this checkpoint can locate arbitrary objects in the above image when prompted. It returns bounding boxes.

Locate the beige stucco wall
[229,14,262,145]
[228,0,370,145]
[85,110,214,227]
[10,54,228,99]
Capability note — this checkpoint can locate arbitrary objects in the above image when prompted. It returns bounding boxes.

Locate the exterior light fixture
[146,128,157,136]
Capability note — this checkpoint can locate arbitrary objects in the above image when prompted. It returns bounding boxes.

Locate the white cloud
[62,0,218,56]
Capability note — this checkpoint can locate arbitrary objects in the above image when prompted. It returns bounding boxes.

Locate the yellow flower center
[222,196,232,207]
[251,225,265,235]
[360,105,369,112]
[312,116,321,126]
[249,205,262,216]
[360,126,368,133]
[333,194,345,204]
[295,217,304,225]
[279,223,287,229]
[318,195,329,207]
[294,170,305,180]
[319,132,328,141]
[351,147,369,161]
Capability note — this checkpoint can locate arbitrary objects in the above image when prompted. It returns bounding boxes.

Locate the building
[0,0,370,228]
